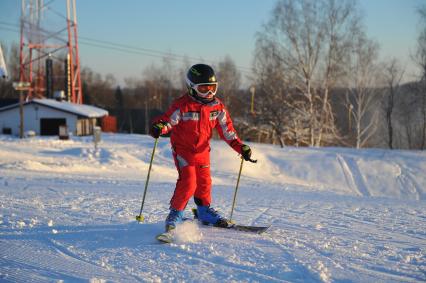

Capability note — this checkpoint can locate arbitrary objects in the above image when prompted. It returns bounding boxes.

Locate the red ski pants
[170,152,212,211]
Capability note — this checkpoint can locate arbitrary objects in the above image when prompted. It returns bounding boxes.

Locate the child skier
[150,63,253,232]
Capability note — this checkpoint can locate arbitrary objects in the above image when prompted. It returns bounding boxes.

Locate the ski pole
[230,157,244,222]
[136,138,158,222]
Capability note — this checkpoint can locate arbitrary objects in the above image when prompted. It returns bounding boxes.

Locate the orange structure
[101,116,118,133]
[18,0,83,103]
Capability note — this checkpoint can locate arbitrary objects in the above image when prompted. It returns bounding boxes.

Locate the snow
[0,133,425,282]
[33,99,109,118]
[0,99,108,118]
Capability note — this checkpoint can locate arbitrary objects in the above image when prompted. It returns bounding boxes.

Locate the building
[0,98,108,136]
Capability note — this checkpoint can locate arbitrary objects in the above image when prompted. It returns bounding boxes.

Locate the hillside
[0,134,425,282]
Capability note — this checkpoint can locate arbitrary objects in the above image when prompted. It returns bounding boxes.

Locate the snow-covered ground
[0,133,425,282]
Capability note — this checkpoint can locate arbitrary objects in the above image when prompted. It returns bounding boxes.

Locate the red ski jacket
[153,94,243,164]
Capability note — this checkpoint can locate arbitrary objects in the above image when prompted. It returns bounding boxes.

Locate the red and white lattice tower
[19,0,83,103]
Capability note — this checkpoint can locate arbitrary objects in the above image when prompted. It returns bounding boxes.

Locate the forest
[1,0,425,150]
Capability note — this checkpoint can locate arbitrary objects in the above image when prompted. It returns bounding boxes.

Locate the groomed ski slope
[0,134,425,282]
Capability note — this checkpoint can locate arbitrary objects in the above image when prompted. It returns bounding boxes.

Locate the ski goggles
[193,83,218,98]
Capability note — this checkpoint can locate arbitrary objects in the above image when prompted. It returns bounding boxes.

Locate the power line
[77,35,253,73]
[0,21,253,75]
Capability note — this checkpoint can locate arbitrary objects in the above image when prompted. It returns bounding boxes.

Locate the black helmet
[186,64,218,102]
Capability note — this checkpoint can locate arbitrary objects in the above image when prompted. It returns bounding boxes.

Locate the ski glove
[150,122,166,138]
[241,144,252,161]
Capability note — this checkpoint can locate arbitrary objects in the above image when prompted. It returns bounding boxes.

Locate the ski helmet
[186,64,218,102]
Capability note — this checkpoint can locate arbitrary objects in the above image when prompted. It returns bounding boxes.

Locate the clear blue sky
[0,0,424,86]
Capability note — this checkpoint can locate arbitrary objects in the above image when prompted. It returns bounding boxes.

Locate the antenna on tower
[18,0,83,103]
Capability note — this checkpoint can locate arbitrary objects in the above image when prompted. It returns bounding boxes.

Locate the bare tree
[383,59,404,149]
[396,88,418,149]
[273,0,324,146]
[81,67,117,108]
[216,56,241,107]
[253,0,363,147]
[317,0,360,146]
[415,5,426,149]
[252,37,304,147]
[345,33,380,148]
[177,56,191,93]
[143,58,177,111]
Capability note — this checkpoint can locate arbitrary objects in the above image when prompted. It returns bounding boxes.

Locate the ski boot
[165,208,184,232]
[196,205,233,228]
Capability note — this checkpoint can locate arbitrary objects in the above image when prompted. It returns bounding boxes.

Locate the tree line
[1,0,425,150]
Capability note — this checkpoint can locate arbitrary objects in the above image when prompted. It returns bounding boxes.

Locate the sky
[0,0,424,87]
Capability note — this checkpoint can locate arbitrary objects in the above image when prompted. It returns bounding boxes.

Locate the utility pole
[249,85,256,115]
[145,95,149,134]
[348,103,353,131]
[13,82,31,139]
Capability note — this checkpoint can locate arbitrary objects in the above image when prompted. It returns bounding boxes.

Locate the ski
[226,224,270,234]
[191,208,270,234]
[155,218,195,244]
[156,210,270,244]
[156,231,174,244]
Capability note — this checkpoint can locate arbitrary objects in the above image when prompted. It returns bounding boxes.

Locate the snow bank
[0,134,425,282]
[211,139,426,200]
[1,134,425,200]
